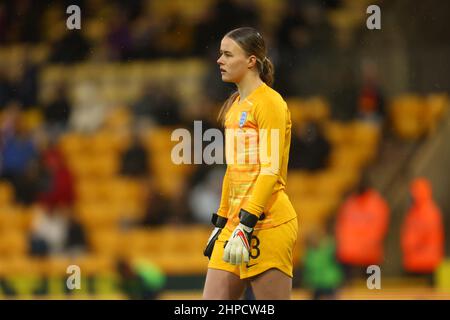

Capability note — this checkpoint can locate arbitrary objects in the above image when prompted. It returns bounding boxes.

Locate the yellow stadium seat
[323,120,353,146]
[104,107,133,130]
[30,44,50,64]
[101,85,124,105]
[21,109,44,131]
[75,179,107,203]
[315,167,360,197]
[144,126,178,152]
[0,230,28,257]
[88,130,120,154]
[0,181,14,205]
[20,207,35,232]
[73,255,115,276]
[82,19,107,43]
[0,206,34,232]
[108,178,145,203]
[0,206,25,231]
[424,93,449,133]
[89,230,123,258]
[351,121,381,147]
[76,178,146,219]
[286,99,305,125]
[304,97,330,121]
[291,194,339,231]
[0,256,43,278]
[329,145,372,169]
[165,225,210,255]
[286,97,330,126]
[107,178,146,218]
[41,256,72,277]
[58,133,88,157]
[40,65,67,85]
[150,251,208,275]
[389,95,426,140]
[75,201,122,230]
[428,93,449,118]
[90,153,120,178]
[66,154,96,179]
[154,173,187,198]
[69,153,119,179]
[286,171,317,197]
[122,228,168,257]
[111,200,145,220]
[436,260,450,291]
[0,256,43,297]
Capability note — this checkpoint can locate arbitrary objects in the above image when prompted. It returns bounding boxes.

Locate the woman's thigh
[203,268,247,300]
[250,268,292,300]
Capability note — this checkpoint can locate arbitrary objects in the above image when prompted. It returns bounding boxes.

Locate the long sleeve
[217,168,230,218]
[241,99,286,217]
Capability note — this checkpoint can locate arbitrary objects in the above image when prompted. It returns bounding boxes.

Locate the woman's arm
[241,99,287,218]
[217,167,230,218]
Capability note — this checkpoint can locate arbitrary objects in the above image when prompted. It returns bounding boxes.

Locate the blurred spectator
[29,205,87,257]
[335,175,390,281]
[0,106,38,180]
[401,178,444,284]
[117,258,166,300]
[49,30,91,63]
[128,11,164,60]
[107,9,132,61]
[168,178,196,225]
[42,84,72,133]
[357,59,386,124]
[289,121,331,171]
[69,81,106,133]
[0,101,21,141]
[0,3,7,43]
[156,12,195,58]
[131,83,182,126]
[29,206,69,256]
[120,130,149,177]
[330,69,358,122]
[64,213,88,257]
[14,51,39,108]
[275,3,310,96]
[3,0,43,43]
[37,145,75,210]
[275,0,334,96]
[139,180,172,226]
[303,227,343,300]
[13,156,48,205]
[301,0,334,49]
[193,0,259,56]
[188,166,226,224]
[0,69,14,108]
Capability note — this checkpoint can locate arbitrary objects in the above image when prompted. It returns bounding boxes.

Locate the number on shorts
[250,235,260,259]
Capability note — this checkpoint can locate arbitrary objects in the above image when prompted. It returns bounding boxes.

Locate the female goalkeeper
[202,27,298,300]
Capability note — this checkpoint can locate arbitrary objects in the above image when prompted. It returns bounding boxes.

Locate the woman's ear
[247,55,257,69]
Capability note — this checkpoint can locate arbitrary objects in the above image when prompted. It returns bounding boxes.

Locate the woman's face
[217,36,253,83]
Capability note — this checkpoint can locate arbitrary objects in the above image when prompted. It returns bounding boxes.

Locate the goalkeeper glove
[223,209,259,265]
[203,213,228,259]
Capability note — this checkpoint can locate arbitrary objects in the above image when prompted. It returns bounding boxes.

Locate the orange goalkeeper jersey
[217,83,297,231]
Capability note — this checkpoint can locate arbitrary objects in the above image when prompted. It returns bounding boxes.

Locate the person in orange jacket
[401,178,444,280]
[335,176,390,270]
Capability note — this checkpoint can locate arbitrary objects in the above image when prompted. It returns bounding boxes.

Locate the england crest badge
[239,111,247,128]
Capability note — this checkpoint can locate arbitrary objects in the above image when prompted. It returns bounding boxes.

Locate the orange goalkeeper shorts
[207,217,298,279]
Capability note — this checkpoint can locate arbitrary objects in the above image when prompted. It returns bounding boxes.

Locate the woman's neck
[236,73,264,102]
